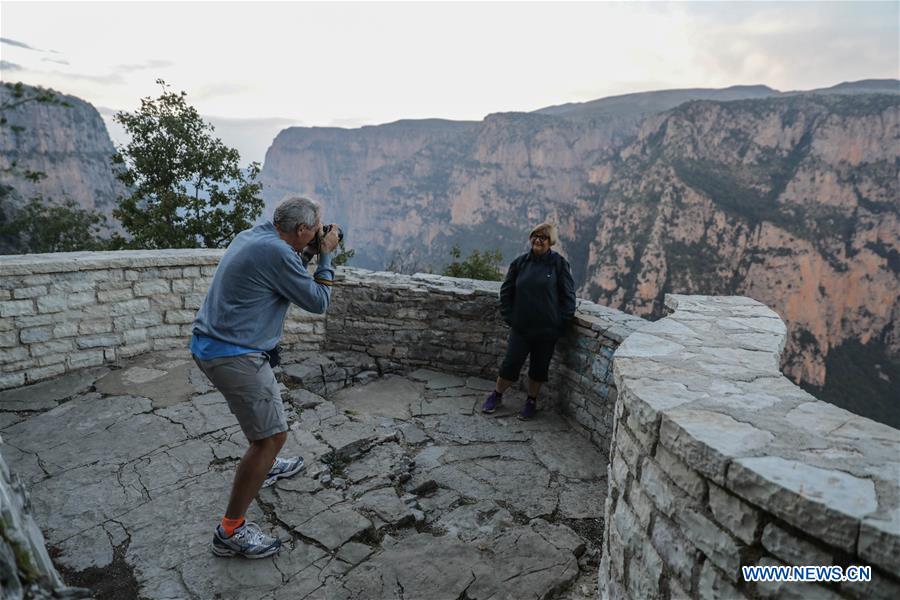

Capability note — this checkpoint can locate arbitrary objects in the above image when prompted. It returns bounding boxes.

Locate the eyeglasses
[531,234,549,242]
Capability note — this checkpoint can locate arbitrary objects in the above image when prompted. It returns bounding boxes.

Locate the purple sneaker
[518,397,537,421]
[481,391,503,413]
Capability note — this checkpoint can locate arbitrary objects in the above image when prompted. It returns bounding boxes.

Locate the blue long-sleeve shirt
[191,222,334,357]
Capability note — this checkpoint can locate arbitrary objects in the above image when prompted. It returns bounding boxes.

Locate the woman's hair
[273,196,320,233]
[529,222,558,246]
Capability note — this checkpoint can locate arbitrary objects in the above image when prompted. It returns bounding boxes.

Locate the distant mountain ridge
[260,79,900,425]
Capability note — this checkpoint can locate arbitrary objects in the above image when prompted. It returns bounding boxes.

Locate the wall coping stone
[0,249,225,276]
[614,293,900,575]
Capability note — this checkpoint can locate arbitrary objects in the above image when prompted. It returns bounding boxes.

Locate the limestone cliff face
[261,83,899,422]
[0,83,123,231]
[261,87,778,271]
[579,95,899,419]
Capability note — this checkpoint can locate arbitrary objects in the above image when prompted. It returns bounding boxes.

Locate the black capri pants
[499,330,558,383]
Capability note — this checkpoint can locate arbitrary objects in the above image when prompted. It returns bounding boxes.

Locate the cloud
[112,59,175,73]
[192,82,250,101]
[0,60,24,72]
[0,37,39,51]
[41,57,70,66]
[0,37,59,54]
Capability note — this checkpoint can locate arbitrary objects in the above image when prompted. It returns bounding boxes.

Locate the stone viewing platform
[0,250,897,599]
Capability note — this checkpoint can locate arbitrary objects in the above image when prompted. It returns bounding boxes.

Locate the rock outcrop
[0,82,124,250]
[577,94,899,424]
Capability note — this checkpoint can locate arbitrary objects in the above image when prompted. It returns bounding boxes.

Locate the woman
[482,222,576,420]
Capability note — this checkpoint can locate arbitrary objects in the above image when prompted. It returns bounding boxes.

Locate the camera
[300,224,343,263]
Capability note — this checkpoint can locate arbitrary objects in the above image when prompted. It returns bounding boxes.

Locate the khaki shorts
[192,352,287,441]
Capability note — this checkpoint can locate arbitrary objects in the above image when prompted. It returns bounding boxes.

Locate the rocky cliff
[261,82,899,425]
[0,82,123,249]
[576,94,899,425]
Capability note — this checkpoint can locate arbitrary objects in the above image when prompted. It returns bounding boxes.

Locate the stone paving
[0,350,607,600]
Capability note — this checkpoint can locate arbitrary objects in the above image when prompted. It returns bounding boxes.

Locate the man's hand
[320,224,340,254]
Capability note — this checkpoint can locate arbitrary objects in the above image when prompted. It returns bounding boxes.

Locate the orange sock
[221,516,245,537]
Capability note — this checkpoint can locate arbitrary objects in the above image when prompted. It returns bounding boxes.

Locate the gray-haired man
[190,196,340,558]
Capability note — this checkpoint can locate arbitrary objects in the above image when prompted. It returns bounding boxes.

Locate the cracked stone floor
[0,350,607,600]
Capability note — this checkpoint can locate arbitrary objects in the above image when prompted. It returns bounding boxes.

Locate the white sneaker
[211,521,281,559]
[262,456,305,488]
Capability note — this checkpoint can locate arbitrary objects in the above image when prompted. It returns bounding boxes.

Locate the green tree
[442,245,504,281]
[331,238,355,266]
[112,79,263,249]
[0,198,110,253]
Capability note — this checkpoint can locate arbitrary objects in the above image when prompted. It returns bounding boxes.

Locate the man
[190,196,340,559]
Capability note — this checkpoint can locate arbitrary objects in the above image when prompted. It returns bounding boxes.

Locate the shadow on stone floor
[0,350,608,600]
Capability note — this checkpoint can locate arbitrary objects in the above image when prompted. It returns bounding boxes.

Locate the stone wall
[0,251,640,452]
[599,294,900,599]
[0,250,325,391]
[326,269,645,454]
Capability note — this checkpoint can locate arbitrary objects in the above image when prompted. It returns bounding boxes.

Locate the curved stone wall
[599,294,900,599]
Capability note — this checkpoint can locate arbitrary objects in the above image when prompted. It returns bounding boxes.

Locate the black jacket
[500,250,576,339]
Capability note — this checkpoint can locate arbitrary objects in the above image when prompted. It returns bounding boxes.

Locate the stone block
[124,328,148,344]
[164,310,195,325]
[13,286,47,299]
[751,557,842,600]
[727,456,876,552]
[652,444,703,501]
[52,322,78,338]
[36,295,67,314]
[182,266,201,278]
[0,347,29,365]
[183,294,205,309]
[641,456,690,517]
[610,451,629,490]
[97,288,135,303]
[0,331,17,348]
[151,337,183,350]
[36,352,67,367]
[616,423,644,473]
[171,279,193,294]
[708,483,761,545]
[675,507,743,580]
[119,342,151,358]
[78,320,113,335]
[21,274,52,286]
[628,484,654,531]
[841,569,900,600]
[0,372,25,390]
[20,327,52,344]
[660,408,775,484]
[134,279,172,297]
[67,350,105,369]
[147,325,180,338]
[200,266,218,276]
[1,300,35,317]
[26,363,66,382]
[858,514,900,575]
[108,298,151,317]
[28,339,75,357]
[67,291,96,309]
[761,522,831,567]
[76,333,121,349]
[131,312,164,329]
[13,314,53,328]
[651,514,698,591]
[698,560,743,599]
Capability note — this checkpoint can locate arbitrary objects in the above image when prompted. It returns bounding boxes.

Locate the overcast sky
[2,1,898,158]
